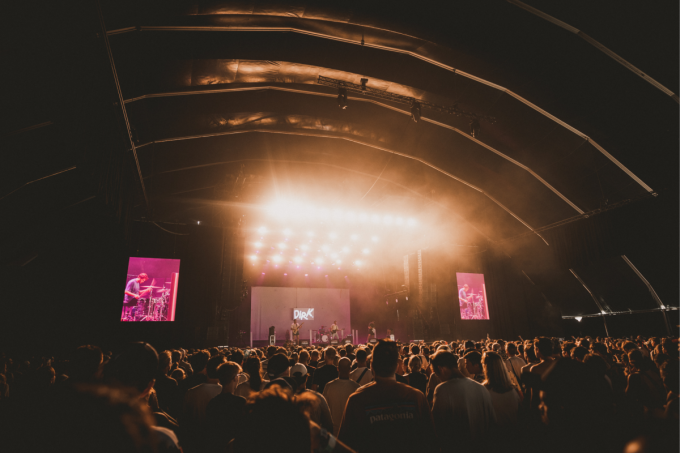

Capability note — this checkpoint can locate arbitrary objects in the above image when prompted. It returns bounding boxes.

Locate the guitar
[291,322,304,335]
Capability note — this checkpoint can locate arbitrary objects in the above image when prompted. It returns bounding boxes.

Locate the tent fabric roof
[2,0,677,320]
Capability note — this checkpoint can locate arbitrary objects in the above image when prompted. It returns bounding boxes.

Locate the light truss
[318,76,496,123]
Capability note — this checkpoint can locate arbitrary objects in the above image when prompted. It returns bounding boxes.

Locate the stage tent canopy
[1,0,677,346]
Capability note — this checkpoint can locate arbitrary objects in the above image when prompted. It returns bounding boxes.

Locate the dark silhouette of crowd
[0,335,677,453]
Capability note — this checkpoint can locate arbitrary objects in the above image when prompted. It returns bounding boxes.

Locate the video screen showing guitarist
[291,319,303,345]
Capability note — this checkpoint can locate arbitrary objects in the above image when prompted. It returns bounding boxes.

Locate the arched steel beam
[108,15,654,194]
[126,83,584,214]
[136,128,550,245]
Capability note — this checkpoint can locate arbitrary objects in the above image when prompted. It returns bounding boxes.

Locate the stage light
[351,234,358,240]
[337,87,348,109]
[284,273,288,276]
[346,211,357,222]
[258,226,267,234]
[308,231,314,237]
[283,228,292,236]
[322,245,329,252]
[575,316,583,322]
[278,243,286,249]
[359,213,368,223]
[254,242,262,248]
[272,255,282,262]
[407,218,416,226]
[329,232,337,239]
[383,215,393,225]
[333,209,343,220]
[355,260,361,266]
[262,272,265,275]
[197,221,201,225]
[305,274,308,276]
[363,248,370,254]
[325,275,328,277]
[372,236,379,242]
[320,209,330,219]
[331,253,338,258]
[395,217,404,225]
[371,215,380,224]
[294,256,302,263]
[316,258,324,264]
[343,246,350,253]
[250,255,257,260]
[336,259,342,264]
[301,245,308,251]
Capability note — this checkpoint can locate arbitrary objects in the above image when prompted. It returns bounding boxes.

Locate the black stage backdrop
[0,208,244,354]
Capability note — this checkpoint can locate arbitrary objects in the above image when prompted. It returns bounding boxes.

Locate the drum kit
[127,283,172,322]
[314,326,341,343]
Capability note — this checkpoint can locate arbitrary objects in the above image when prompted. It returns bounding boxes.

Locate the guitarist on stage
[330,321,339,340]
[291,319,303,345]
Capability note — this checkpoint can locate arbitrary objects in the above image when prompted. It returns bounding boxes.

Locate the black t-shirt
[395,374,409,385]
[309,359,319,368]
[406,371,428,395]
[313,364,339,393]
[205,392,247,451]
[305,364,317,389]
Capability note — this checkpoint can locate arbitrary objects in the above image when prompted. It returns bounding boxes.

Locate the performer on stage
[459,284,473,319]
[291,319,303,345]
[122,273,149,320]
[367,322,376,343]
[330,320,339,340]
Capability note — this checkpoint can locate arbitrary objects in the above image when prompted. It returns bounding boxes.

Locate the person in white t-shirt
[504,343,526,387]
[349,348,373,386]
[323,357,360,435]
[330,321,340,340]
[482,351,521,433]
[431,350,496,452]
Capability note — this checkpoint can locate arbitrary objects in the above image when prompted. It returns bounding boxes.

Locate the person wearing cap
[266,353,291,380]
[323,357,360,435]
[290,362,334,433]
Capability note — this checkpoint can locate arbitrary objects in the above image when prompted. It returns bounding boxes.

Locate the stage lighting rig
[338,88,348,109]
[318,76,496,123]
[410,101,421,123]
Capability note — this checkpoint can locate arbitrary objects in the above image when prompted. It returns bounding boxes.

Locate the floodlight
[258,226,267,234]
[371,236,379,242]
[351,234,358,240]
[316,258,324,264]
[272,255,282,262]
[575,317,583,322]
[254,242,262,248]
[278,243,286,249]
[294,256,302,263]
[283,228,292,236]
[250,255,257,260]
[329,232,337,239]
[363,248,370,254]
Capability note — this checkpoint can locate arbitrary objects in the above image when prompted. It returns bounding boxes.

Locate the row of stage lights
[250,226,373,270]
[266,201,417,227]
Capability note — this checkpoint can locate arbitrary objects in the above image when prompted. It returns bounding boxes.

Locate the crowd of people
[0,334,677,453]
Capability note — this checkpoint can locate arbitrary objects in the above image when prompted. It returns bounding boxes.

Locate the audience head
[70,345,104,383]
[431,350,459,380]
[482,351,514,393]
[571,346,588,362]
[267,353,291,379]
[324,347,337,363]
[534,337,553,359]
[216,361,241,388]
[234,387,311,453]
[106,342,158,396]
[371,340,399,378]
[408,355,422,373]
[338,357,351,379]
[506,343,518,356]
[158,351,172,376]
[171,368,185,381]
[190,350,210,374]
[356,348,368,364]
[206,355,227,380]
[464,350,483,375]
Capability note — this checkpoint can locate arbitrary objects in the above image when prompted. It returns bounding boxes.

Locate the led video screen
[121,257,180,322]
[456,272,489,320]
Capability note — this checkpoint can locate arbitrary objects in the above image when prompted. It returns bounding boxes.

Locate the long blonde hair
[482,351,514,393]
